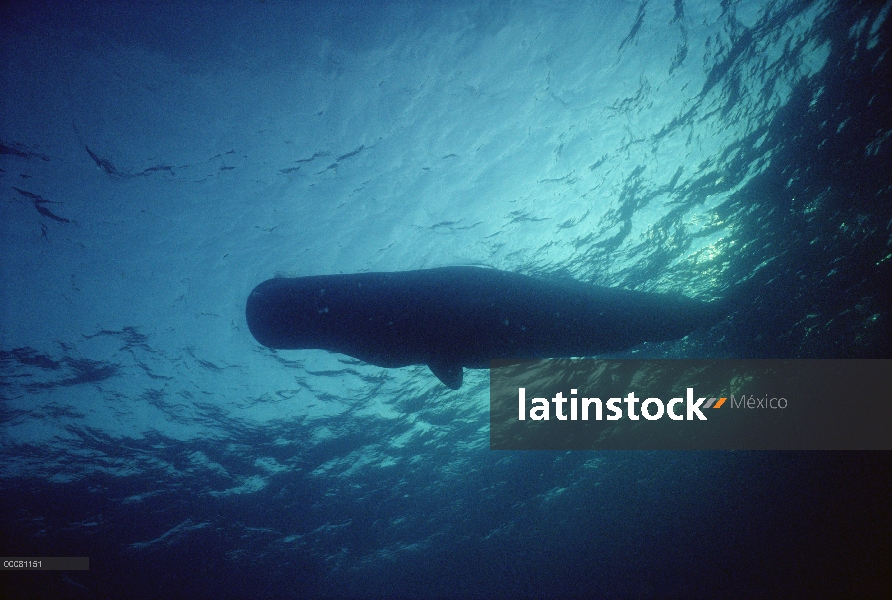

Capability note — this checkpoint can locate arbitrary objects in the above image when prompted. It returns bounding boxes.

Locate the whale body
[245,266,725,389]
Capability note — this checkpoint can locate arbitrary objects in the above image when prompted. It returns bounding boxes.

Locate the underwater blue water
[1,0,890,598]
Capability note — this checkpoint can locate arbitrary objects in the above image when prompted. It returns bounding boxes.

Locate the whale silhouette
[245,266,727,389]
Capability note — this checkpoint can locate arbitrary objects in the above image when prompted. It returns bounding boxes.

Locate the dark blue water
[2,1,890,598]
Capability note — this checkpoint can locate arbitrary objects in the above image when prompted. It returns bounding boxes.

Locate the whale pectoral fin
[428,360,463,390]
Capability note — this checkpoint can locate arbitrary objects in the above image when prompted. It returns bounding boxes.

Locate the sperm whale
[245,266,726,389]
